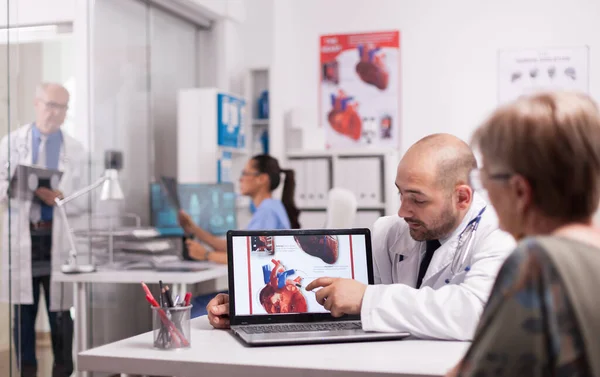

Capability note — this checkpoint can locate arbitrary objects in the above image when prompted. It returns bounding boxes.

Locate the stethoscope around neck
[10,124,70,166]
[448,206,487,276]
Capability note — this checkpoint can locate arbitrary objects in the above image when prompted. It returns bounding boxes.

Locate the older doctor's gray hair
[35,82,69,99]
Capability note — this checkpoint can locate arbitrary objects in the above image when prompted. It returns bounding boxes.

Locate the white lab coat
[0,123,88,311]
[361,192,516,340]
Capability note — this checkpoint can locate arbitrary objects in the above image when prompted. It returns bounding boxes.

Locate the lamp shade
[100,169,124,201]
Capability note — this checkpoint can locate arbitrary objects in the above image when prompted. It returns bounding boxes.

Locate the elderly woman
[448,91,600,377]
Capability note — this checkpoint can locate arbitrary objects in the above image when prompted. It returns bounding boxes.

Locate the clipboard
[159,176,181,211]
[8,164,63,199]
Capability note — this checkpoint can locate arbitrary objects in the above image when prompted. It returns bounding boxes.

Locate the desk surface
[79,317,469,377]
[53,263,228,284]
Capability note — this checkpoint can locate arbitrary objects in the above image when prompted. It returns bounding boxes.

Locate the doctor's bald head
[396,133,477,241]
[34,82,70,135]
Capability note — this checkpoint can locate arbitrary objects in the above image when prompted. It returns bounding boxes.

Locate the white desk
[79,316,470,377]
[53,264,229,377]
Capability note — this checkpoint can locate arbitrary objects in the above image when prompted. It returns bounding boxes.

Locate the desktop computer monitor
[150,182,237,236]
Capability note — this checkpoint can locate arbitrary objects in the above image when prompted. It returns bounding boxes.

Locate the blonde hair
[472,91,600,221]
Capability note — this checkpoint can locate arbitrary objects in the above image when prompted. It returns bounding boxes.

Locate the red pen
[141,282,154,300]
[184,292,192,306]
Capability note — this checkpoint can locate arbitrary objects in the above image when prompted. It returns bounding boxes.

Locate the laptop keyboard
[241,322,362,334]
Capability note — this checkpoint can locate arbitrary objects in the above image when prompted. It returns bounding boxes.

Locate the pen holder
[151,305,192,350]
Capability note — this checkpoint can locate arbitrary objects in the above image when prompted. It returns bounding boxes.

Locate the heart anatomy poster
[497,46,589,105]
[320,30,400,149]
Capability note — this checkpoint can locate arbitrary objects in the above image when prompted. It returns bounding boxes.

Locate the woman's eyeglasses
[240,170,261,178]
[469,169,513,191]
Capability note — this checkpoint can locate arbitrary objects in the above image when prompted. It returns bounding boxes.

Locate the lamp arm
[55,175,108,206]
[55,198,80,263]
[53,175,108,267]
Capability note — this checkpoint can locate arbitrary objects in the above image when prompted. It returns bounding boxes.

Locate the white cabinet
[287,149,399,230]
[177,87,251,210]
[289,158,332,209]
[336,156,383,208]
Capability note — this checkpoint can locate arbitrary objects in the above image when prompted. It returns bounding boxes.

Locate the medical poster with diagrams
[498,46,589,105]
[232,234,369,315]
[320,30,400,149]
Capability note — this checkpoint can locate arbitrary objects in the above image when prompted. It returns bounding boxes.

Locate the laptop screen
[230,231,370,316]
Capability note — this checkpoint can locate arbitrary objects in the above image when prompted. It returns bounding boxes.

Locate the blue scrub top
[246,198,291,230]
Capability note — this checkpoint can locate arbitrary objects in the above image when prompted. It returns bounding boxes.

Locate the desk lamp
[55,150,124,274]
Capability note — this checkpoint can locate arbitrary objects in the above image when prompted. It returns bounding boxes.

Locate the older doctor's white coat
[360,193,516,340]
[0,123,88,311]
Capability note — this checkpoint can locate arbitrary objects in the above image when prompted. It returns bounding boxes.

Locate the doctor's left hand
[35,188,63,206]
[305,277,367,317]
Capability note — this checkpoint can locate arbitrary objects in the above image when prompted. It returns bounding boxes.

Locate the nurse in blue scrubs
[178,154,301,317]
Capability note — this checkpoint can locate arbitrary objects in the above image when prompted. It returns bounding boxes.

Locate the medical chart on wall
[497,46,589,105]
[319,30,401,149]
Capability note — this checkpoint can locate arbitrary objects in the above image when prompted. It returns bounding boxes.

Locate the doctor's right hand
[207,293,230,329]
[445,360,464,377]
[178,210,196,233]
[35,188,62,206]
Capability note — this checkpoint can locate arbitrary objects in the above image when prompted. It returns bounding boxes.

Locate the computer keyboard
[241,322,362,334]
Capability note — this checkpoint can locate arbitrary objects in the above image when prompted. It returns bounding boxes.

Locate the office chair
[325,187,358,228]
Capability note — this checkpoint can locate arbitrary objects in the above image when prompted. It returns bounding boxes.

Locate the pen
[158,280,165,307]
[164,286,174,307]
[184,292,192,306]
[140,282,154,301]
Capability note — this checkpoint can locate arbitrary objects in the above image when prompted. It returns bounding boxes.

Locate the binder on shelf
[217,151,233,183]
[360,157,382,207]
[304,159,316,207]
[287,159,306,208]
[335,158,354,199]
[312,158,330,208]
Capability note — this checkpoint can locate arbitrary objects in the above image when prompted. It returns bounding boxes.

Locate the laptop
[227,228,410,346]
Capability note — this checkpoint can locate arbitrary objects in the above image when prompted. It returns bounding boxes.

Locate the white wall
[189,0,245,22]
[240,0,273,69]
[268,0,600,159]
[0,0,75,27]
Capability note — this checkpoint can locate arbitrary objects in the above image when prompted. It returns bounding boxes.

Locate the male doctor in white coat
[0,83,88,377]
[306,133,516,340]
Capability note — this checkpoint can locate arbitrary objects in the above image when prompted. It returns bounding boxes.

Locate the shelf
[287,148,398,158]
[298,207,327,212]
[357,204,386,210]
[219,146,249,155]
[252,118,269,126]
[297,204,385,211]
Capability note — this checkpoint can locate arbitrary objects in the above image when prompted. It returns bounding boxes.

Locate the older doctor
[0,83,87,377]
[306,134,516,340]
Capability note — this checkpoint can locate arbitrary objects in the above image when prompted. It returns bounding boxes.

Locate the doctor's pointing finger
[308,277,367,317]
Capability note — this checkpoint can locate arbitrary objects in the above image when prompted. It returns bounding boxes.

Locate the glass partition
[87,0,202,358]
[0,2,81,376]
[1,1,207,375]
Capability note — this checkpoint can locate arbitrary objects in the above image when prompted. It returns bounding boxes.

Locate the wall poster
[320,30,400,149]
[498,46,589,104]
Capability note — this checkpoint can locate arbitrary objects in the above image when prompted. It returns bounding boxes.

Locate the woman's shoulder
[256,198,285,212]
[494,237,554,284]
[501,234,599,280]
